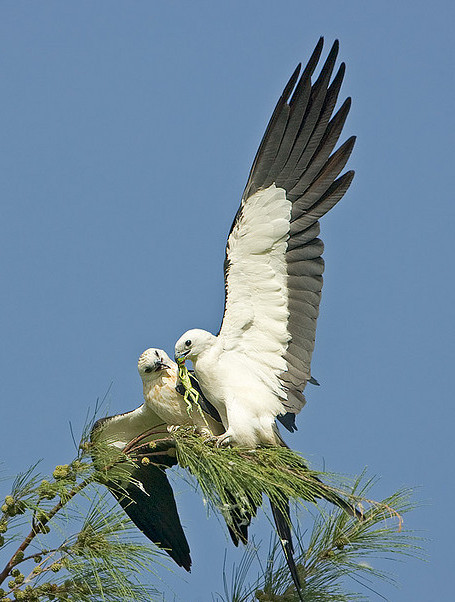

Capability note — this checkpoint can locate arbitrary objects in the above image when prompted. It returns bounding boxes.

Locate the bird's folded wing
[219,38,355,421]
[91,406,192,571]
[110,457,192,571]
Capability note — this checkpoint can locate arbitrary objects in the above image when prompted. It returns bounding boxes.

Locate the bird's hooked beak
[144,359,171,374]
[156,359,171,371]
[174,350,189,364]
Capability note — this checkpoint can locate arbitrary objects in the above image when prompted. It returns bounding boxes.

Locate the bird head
[174,329,216,362]
[137,348,174,382]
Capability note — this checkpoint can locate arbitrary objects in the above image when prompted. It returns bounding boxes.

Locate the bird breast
[143,373,193,426]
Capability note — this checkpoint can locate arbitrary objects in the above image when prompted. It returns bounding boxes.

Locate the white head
[137,348,175,383]
[174,329,216,362]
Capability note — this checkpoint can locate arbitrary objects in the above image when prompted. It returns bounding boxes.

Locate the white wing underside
[219,184,293,411]
[95,404,164,449]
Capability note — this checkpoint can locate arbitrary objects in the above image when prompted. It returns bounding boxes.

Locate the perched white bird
[91,348,251,571]
[137,348,223,437]
[93,347,317,591]
[175,38,355,448]
[95,344,359,591]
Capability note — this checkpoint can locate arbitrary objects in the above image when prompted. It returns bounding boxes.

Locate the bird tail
[276,428,363,520]
[270,498,304,601]
[271,429,303,597]
[223,490,257,546]
[320,487,364,520]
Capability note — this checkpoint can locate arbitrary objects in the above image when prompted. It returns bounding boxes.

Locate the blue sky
[0,1,453,600]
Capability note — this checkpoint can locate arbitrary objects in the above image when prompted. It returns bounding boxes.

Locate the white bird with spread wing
[175,38,355,447]
[93,347,358,595]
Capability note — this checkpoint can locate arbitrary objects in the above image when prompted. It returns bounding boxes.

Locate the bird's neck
[143,370,177,399]
[191,342,222,387]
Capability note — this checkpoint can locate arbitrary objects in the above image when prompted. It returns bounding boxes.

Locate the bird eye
[144,366,153,373]
[185,340,192,347]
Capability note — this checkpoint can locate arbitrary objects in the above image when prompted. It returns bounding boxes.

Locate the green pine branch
[0,427,168,601]
[1,419,422,601]
[214,479,421,602]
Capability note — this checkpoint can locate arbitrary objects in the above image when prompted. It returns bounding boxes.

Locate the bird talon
[215,433,232,448]
[167,425,181,433]
[196,427,215,439]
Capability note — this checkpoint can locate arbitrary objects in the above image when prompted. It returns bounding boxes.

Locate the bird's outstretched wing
[219,38,355,429]
[91,406,192,571]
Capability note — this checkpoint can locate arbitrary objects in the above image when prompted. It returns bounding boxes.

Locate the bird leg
[215,429,234,448]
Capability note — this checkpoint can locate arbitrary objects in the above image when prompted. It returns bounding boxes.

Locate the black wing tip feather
[107,460,192,572]
[292,37,323,98]
[331,62,346,90]
[340,168,355,186]
[340,95,351,113]
[243,37,339,200]
[284,63,302,99]
[115,490,192,571]
[244,36,352,200]
[313,38,339,88]
[277,412,298,432]
[329,38,339,56]
[308,37,325,71]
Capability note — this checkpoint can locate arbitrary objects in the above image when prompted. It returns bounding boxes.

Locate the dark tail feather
[324,489,364,520]
[315,477,364,520]
[270,499,304,602]
[224,490,257,546]
[227,523,248,547]
[292,452,364,520]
